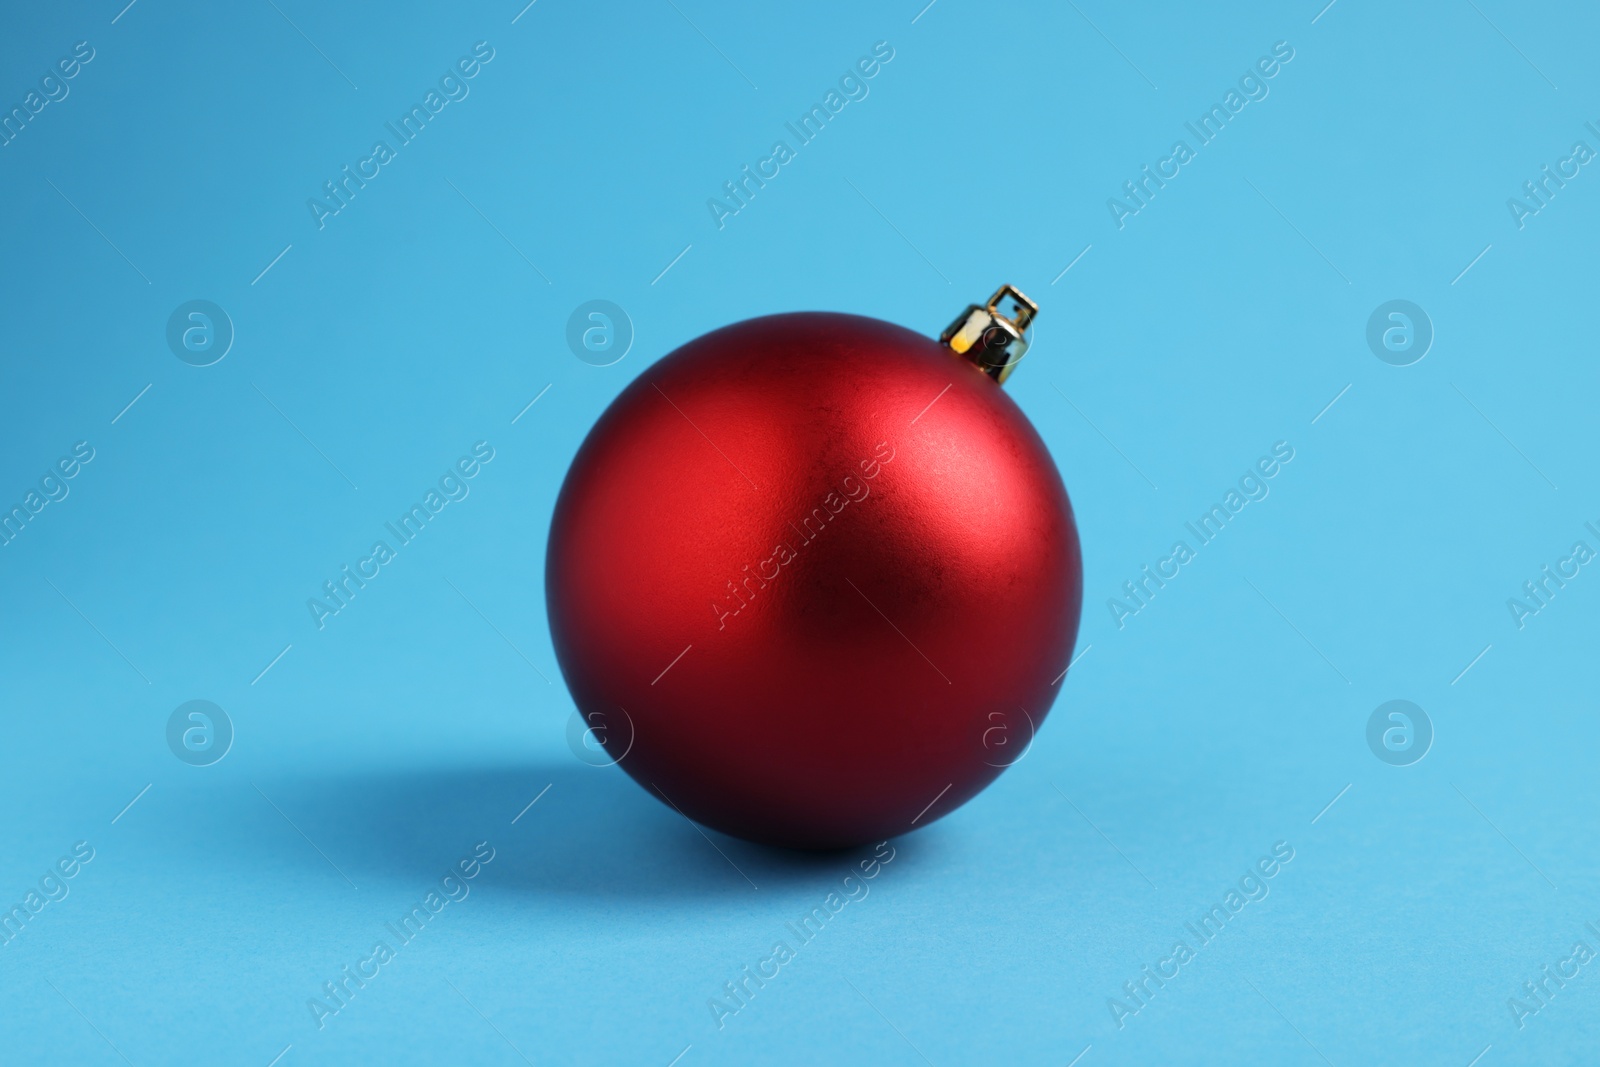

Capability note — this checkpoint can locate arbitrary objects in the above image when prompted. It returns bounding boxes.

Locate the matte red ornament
[547,286,1082,849]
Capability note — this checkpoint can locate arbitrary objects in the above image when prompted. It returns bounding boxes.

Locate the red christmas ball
[547,287,1082,849]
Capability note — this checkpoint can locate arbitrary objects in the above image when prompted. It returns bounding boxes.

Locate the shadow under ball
[547,290,1083,849]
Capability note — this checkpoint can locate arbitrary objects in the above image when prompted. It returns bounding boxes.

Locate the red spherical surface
[547,311,1082,849]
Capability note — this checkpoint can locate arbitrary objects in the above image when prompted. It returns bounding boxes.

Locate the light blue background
[2,1,1597,1064]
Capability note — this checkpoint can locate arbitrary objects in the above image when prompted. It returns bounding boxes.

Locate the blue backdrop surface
[2,1,1598,1064]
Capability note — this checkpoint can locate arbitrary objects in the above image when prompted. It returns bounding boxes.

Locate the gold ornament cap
[940,284,1038,385]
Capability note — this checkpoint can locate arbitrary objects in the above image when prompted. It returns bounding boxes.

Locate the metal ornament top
[940,284,1039,386]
